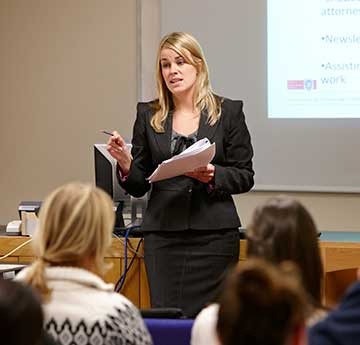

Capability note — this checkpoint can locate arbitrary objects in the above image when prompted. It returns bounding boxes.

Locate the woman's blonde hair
[151,31,222,133]
[24,182,115,300]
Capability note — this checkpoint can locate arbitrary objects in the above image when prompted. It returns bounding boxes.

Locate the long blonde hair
[151,32,222,133]
[24,182,115,300]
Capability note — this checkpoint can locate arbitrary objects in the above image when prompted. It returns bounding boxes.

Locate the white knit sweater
[16,266,152,345]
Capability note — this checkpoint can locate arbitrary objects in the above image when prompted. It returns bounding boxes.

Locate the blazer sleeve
[212,100,254,194]
[118,103,153,198]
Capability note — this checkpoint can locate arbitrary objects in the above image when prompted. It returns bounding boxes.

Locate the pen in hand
[101,130,115,136]
[101,130,133,159]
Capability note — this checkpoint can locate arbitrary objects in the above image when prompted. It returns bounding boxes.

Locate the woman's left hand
[185,164,215,183]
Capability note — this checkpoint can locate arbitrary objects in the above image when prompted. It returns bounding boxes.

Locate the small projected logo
[287,79,317,90]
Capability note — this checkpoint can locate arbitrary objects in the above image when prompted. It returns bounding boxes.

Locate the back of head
[246,196,323,306]
[0,279,43,345]
[217,259,307,345]
[25,182,115,298]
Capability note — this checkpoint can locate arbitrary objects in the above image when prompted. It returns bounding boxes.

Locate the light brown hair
[246,196,323,309]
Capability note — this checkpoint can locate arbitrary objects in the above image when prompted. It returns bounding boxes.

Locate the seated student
[0,278,57,345]
[16,182,152,345]
[217,259,308,345]
[245,196,326,324]
[191,197,325,345]
[308,270,360,345]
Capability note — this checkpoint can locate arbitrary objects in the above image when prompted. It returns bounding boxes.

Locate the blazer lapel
[197,110,219,141]
[154,113,172,159]
[153,110,219,159]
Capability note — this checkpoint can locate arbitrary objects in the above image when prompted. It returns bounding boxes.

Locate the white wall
[160,0,360,194]
[1,0,359,232]
[234,191,360,231]
[145,0,360,231]
[0,0,137,225]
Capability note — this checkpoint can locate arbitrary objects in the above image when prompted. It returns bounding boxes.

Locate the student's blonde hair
[24,182,115,300]
[151,31,222,133]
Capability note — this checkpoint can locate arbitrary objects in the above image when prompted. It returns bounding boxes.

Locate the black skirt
[143,229,240,318]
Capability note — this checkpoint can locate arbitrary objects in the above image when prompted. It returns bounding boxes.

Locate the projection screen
[159,0,360,192]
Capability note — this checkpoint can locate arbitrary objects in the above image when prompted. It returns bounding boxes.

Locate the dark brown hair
[0,279,44,345]
[246,197,323,309]
[217,259,307,345]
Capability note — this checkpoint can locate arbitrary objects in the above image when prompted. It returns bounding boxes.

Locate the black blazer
[120,97,254,231]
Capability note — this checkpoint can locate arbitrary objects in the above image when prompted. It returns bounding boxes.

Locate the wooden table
[318,231,360,306]
[1,232,360,308]
[240,232,360,307]
[0,236,151,308]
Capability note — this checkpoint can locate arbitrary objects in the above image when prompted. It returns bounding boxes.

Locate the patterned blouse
[171,129,198,155]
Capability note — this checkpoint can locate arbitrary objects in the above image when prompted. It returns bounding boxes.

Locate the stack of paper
[148,138,216,183]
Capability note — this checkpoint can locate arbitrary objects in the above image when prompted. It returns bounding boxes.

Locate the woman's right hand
[106,131,132,175]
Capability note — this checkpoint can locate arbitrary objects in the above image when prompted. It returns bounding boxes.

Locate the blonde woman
[16,182,152,345]
[107,32,254,317]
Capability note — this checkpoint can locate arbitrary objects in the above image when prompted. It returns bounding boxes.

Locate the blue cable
[115,225,140,292]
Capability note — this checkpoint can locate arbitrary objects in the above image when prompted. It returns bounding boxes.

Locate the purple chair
[144,318,194,345]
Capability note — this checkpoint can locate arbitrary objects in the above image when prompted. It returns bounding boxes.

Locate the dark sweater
[308,280,360,345]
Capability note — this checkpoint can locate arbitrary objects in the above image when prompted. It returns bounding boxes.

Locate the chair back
[144,318,194,345]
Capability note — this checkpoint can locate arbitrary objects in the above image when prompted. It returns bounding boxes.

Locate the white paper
[148,138,216,183]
